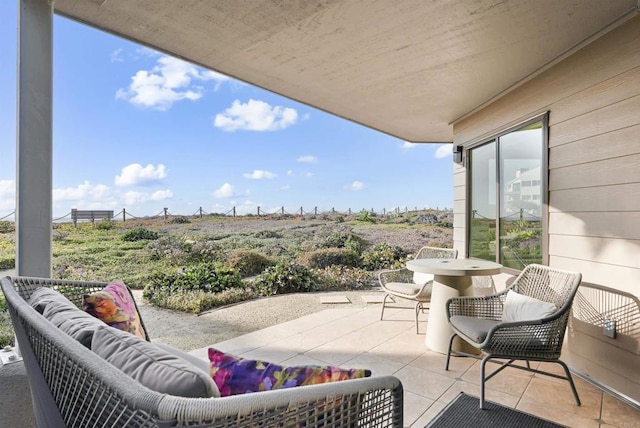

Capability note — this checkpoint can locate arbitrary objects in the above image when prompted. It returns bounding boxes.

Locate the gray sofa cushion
[155,343,212,375]
[29,287,75,314]
[41,299,107,348]
[92,326,219,398]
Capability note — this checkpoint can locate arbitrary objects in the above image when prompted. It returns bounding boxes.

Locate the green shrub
[147,236,189,264]
[253,261,319,296]
[312,228,366,255]
[169,216,191,224]
[147,288,257,314]
[0,221,14,233]
[123,227,159,242]
[0,311,14,348]
[0,293,13,347]
[144,263,243,299]
[298,247,360,269]
[254,230,283,239]
[0,258,14,270]
[317,266,375,290]
[355,211,376,223]
[185,239,223,263]
[360,242,407,270]
[52,230,69,241]
[225,250,274,277]
[94,219,115,230]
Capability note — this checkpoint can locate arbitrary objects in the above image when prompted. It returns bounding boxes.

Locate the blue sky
[0,4,453,218]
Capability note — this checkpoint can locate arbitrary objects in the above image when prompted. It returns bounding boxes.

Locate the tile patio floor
[188,303,640,428]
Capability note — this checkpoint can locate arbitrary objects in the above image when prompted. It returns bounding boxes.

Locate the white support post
[16,0,53,278]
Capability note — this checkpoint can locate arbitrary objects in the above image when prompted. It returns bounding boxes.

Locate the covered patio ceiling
[54,0,638,143]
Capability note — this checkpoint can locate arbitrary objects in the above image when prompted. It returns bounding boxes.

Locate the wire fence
[0,205,453,225]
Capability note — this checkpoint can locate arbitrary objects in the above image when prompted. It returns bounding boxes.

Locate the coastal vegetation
[0,211,453,346]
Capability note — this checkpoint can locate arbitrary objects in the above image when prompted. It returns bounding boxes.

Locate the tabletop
[406,258,502,277]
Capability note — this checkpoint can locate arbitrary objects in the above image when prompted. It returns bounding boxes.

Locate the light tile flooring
[189,304,640,428]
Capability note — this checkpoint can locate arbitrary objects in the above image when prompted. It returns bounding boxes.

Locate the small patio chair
[379,246,458,333]
[445,263,582,409]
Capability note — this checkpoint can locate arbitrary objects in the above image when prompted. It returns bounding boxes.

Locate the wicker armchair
[379,246,458,333]
[444,264,582,409]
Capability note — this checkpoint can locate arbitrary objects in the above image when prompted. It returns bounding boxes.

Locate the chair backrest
[510,264,582,311]
[413,246,458,285]
[414,246,458,260]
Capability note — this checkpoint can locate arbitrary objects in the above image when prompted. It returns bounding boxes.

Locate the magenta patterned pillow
[208,348,371,397]
[83,280,147,340]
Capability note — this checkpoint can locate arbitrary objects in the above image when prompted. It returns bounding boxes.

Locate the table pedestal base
[425,275,478,355]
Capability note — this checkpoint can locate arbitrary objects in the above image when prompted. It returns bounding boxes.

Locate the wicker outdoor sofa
[1,276,403,427]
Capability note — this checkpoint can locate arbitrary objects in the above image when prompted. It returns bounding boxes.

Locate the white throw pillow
[502,290,556,323]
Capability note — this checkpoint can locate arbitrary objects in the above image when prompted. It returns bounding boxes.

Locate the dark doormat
[426,393,566,428]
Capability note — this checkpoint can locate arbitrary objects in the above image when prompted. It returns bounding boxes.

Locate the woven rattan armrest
[378,268,414,285]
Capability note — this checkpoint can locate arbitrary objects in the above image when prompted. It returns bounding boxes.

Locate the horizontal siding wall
[452,16,640,402]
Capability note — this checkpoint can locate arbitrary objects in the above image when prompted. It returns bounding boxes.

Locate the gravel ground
[132,289,383,351]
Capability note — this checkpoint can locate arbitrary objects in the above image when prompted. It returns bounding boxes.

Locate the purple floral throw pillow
[208,348,371,397]
[83,280,147,340]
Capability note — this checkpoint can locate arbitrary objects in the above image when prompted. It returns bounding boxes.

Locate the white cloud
[345,181,365,191]
[243,170,277,180]
[151,189,174,200]
[116,55,230,110]
[280,185,291,191]
[401,141,415,149]
[214,183,235,198]
[53,181,112,202]
[435,144,452,159]
[287,170,294,176]
[123,191,147,206]
[123,189,173,205]
[296,155,317,163]
[214,99,298,132]
[115,163,167,187]
[110,48,124,63]
[0,180,15,211]
[305,172,313,178]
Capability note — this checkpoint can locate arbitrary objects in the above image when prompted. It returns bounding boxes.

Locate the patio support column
[16,0,53,277]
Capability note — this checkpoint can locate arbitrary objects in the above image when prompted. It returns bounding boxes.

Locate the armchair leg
[414,302,423,334]
[557,360,581,406]
[445,333,457,371]
[480,356,490,410]
[380,294,391,320]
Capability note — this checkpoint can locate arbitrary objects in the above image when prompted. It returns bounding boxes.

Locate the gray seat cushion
[450,316,500,343]
[92,326,219,398]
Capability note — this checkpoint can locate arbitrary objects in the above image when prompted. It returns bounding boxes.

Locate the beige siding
[452,16,640,402]
[550,124,640,169]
